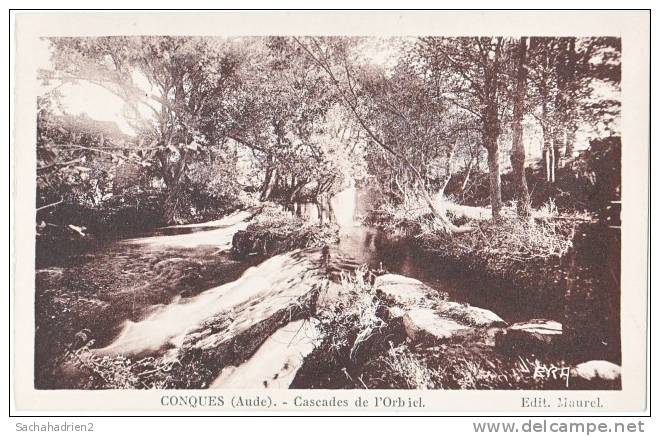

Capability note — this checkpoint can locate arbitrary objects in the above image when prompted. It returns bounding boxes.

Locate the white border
[9,9,650,415]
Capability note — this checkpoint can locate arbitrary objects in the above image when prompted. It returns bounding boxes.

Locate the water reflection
[320,226,561,323]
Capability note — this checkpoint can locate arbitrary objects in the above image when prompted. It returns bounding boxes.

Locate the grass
[60,340,175,389]
[370,196,575,260]
[234,204,340,256]
[316,267,387,364]
[472,216,574,262]
[383,344,436,389]
[364,196,576,297]
[297,268,573,390]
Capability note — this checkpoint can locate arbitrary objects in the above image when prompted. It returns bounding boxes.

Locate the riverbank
[35,203,620,390]
[293,270,620,390]
[365,205,574,300]
[232,204,340,258]
[363,203,621,365]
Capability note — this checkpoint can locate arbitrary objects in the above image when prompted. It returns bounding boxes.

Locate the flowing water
[34,196,560,389]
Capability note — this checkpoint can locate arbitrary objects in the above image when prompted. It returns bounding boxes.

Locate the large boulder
[434,301,507,328]
[496,319,562,352]
[572,360,621,382]
[374,274,447,308]
[403,307,472,342]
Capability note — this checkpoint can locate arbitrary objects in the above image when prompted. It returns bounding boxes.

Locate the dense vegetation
[38,36,619,238]
[36,36,622,391]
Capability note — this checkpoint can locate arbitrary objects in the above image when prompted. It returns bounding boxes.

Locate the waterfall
[330,185,357,228]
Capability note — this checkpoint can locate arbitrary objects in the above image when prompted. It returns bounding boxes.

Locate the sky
[37,38,141,136]
[37,36,619,147]
[36,35,407,138]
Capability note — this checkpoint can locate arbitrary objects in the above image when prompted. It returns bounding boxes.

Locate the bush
[232,204,340,257]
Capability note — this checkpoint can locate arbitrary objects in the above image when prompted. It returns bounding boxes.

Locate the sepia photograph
[10,9,650,416]
[32,33,624,391]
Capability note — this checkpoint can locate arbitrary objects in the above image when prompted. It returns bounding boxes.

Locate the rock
[374,274,446,308]
[374,274,505,335]
[167,286,319,388]
[388,306,407,319]
[496,319,562,352]
[231,228,295,258]
[210,318,322,389]
[572,360,621,382]
[481,327,507,347]
[508,319,562,337]
[403,308,472,342]
[101,253,324,388]
[434,301,507,328]
[231,229,266,258]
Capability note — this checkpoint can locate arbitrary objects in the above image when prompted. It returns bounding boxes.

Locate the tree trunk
[414,179,474,234]
[162,185,181,225]
[563,38,578,162]
[511,37,531,218]
[316,192,328,224]
[553,133,562,172]
[326,195,335,224]
[486,145,503,220]
[260,167,278,201]
[553,128,566,168]
[288,180,307,203]
[565,124,577,160]
[316,201,323,224]
[260,168,272,200]
[548,138,556,183]
[158,144,190,225]
[482,104,503,220]
[542,124,554,183]
[461,162,472,192]
[483,38,504,221]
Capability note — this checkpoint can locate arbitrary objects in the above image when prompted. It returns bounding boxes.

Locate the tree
[554,37,578,161]
[510,37,531,217]
[36,92,145,214]
[41,36,242,223]
[528,37,561,183]
[294,36,475,233]
[418,37,508,220]
[358,54,477,205]
[223,37,356,217]
[527,37,621,181]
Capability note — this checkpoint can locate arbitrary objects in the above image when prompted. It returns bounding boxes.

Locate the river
[34,204,562,389]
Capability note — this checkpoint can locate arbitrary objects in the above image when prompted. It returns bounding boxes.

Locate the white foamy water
[210,318,321,389]
[122,210,252,248]
[97,252,319,356]
[331,186,357,229]
[159,210,252,229]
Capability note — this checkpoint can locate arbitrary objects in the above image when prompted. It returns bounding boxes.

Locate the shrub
[62,340,176,389]
[317,267,387,363]
[233,204,340,257]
